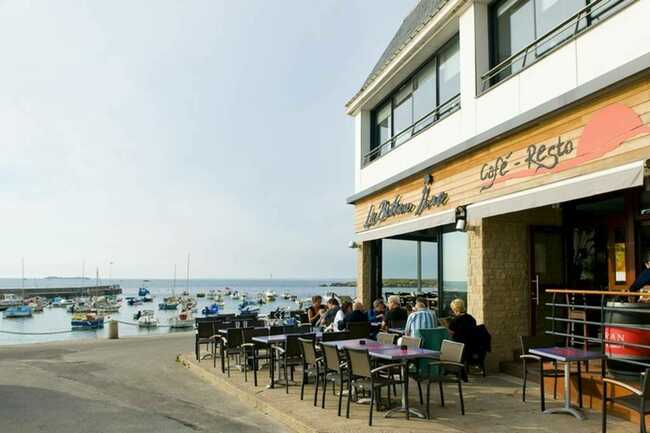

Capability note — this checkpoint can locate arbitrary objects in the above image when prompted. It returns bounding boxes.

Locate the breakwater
[0,285,122,298]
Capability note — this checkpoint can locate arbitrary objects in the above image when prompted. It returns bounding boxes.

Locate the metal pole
[416,241,422,294]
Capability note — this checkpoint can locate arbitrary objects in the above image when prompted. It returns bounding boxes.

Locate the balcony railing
[481,0,636,92]
[363,94,461,166]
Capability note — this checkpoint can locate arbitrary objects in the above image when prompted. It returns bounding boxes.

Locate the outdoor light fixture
[455,206,467,232]
[348,241,360,249]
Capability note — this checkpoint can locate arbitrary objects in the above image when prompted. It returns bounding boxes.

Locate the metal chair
[299,337,324,406]
[344,347,401,426]
[241,327,269,386]
[347,322,370,339]
[602,368,650,433]
[424,340,466,418]
[220,328,244,376]
[274,334,311,394]
[520,335,582,411]
[377,332,397,345]
[320,342,348,415]
[195,319,215,361]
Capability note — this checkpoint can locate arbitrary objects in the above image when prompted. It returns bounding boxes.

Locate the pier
[0,284,122,299]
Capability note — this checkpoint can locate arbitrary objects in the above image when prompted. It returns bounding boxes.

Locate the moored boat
[202,303,220,316]
[137,310,159,328]
[170,307,194,328]
[0,294,23,311]
[264,290,277,302]
[158,296,180,310]
[206,289,216,300]
[3,305,32,318]
[71,312,104,330]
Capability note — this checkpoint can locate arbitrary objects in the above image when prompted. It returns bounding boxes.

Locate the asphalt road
[0,333,288,433]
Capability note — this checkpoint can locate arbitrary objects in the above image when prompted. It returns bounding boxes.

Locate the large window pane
[421,240,439,294]
[392,85,413,146]
[535,0,585,55]
[442,231,468,316]
[438,37,460,104]
[495,0,536,76]
[382,239,417,282]
[373,102,392,157]
[412,61,437,132]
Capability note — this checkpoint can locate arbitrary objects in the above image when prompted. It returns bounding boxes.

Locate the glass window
[392,84,413,146]
[382,239,418,280]
[495,0,536,76]
[591,0,627,22]
[412,61,437,132]
[442,231,468,316]
[535,0,585,55]
[373,102,392,157]
[438,37,460,104]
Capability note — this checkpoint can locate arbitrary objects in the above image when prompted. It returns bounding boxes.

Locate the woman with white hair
[448,298,476,342]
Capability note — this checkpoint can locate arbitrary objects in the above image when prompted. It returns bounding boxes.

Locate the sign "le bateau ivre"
[361,100,650,231]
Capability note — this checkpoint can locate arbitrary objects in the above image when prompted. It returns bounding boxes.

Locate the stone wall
[468,206,563,371]
[356,241,373,308]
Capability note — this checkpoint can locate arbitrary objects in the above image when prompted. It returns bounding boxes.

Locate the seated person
[321,297,340,327]
[332,300,353,332]
[343,300,369,327]
[307,295,325,326]
[404,297,438,336]
[448,298,477,344]
[383,295,408,330]
[368,298,385,322]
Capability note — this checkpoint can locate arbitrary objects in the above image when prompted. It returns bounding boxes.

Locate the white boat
[0,294,23,311]
[206,289,216,300]
[137,310,159,328]
[264,290,277,302]
[281,292,292,300]
[231,291,240,300]
[169,307,194,329]
[51,297,73,308]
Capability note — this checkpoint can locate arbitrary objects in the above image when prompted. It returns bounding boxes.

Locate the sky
[0,0,419,279]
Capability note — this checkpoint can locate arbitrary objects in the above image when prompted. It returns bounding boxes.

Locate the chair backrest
[387,319,406,330]
[226,328,243,348]
[347,322,370,339]
[214,321,234,331]
[377,332,396,345]
[520,335,558,354]
[285,334,313,358]
[320,343,343,372]
[321,331,350,342]
[269,326,284,335]
[400,335,422,349]
[299,337,319,365]
[345,347,372,379]
[440,339,464,363]
[242,327,268,344]
[283,325,300,334]
[197,321,214,339]
[642,368,650,400]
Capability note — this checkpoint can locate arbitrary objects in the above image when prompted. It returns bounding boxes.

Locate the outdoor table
[369,347,440,420]
[529,347,605,420]
[321,339,395,352]
[252,332,323,389]
[388,328,405,335]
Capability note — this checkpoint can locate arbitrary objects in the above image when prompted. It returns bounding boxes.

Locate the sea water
[0,278,355,345]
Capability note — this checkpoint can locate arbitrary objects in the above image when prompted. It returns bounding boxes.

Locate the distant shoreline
[320,278,438,288]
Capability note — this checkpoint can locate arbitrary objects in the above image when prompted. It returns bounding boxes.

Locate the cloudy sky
[0,0,418,279]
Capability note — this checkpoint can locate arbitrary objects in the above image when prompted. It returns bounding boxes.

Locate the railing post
[600,294,606,355]
[551,291,557,337]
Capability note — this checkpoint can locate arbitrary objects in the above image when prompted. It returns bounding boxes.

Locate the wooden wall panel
[354,77,650,233]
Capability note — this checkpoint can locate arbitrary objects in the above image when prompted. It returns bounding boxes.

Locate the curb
[177,353,319,433]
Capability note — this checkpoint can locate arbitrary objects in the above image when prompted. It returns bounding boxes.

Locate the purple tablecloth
[529,347,605,362]
[321,339,394,351]
[370,347,440,361]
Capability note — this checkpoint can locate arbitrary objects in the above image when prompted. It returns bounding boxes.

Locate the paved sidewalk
[0,334,288,433]
[180,349,638,433]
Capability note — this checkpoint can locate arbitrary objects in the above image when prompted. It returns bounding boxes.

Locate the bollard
[108,319,119,339]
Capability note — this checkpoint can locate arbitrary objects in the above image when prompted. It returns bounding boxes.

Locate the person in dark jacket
[629,251,650,301]
[343,300,368,327]
[448,298,477,343]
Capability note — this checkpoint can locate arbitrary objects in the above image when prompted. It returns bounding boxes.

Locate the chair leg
[314,366,320,407]
[522,361,527,402]
[285,362,289,394]
[553,361,558,400]
[602,382,607,433]
[322,371,327,409]
[540,363,546,412]
[300,367,306,400]
[426,381,431,419]
[458,378,465,415]
[439,381,445,407]
[253,351,258,387]
[577,361,583,409]
[369,381,374,426]
[338,372,344,417]
[346,379,352,419]
[226,353,231,377]
[195,338,199,361]
[417,380,423,405]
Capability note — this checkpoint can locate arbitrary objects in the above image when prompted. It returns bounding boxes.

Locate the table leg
[542,361,585,420]
[384,360,426,419]
[268,344,275,389]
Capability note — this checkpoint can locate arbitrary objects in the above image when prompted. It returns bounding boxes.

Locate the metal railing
[363,94,461,166]
[545,289,650,371]
[481,0,635,92]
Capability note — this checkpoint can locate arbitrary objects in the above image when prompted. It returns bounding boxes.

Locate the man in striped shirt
[404,297,438,336]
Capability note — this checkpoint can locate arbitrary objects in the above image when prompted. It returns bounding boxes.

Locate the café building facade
[345,0,650,369]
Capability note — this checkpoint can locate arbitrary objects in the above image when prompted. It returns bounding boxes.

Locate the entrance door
[530,227,565,336]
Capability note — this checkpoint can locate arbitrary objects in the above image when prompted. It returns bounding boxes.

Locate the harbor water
[0,278,355,345]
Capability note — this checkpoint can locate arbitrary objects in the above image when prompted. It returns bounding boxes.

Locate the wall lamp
[348,241,361,249]
[455,206,467,232]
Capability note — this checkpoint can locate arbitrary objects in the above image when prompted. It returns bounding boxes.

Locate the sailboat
[159,265,180,310]
[6,259,32,318]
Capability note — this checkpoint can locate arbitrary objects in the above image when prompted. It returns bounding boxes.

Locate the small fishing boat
[196,292,206,298]
[206,289,216,300]
[0,294,23,311]
[281,292,291,300]
[138,287,150,297]
[223,287,232,296]
[71,312,104,329]
[238,300,259,314]
[170,307,194,328]
[231,291,240,300]
[143,293,153,302]
[181,289,189,296]
[28,301,44,313]
[202,303,220,316]
[289,294,297,301]
[51,297,73,308]
[127,297,143,306]
[3,305,32,318]
[93,297,120,313]
[137,310,159,328]
[158,296,180,310]
[264,291,277,302]
[256,294,266,305]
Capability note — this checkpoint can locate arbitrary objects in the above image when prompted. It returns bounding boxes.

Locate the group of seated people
[305,293,477,344]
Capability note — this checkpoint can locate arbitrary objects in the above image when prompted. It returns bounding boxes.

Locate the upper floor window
[485,0,632,88]
[365,35,461,166]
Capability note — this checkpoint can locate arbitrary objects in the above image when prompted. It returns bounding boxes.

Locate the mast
[172,264,177,295]
[186,253,190,293]
[21,258,24,299]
